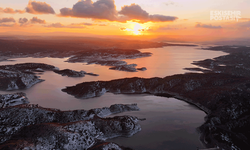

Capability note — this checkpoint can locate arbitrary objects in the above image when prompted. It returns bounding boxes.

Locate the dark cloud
[149,14,177,22]
[0,7,25,14]
[30,17,46,24]
[19,18,28,25]
[119,4,178,23]
[59,0,178,23]
[119,4,149,20]
[196,23,222,29]
[26,1,55,14]
[60,0,117,21]
[59,8,73,16]
[0,17,16,23]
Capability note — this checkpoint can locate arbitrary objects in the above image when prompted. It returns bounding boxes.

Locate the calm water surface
[0,46,227,150]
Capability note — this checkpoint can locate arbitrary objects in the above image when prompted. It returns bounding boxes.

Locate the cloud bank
[59,0,178,23]
[1,0,178,23]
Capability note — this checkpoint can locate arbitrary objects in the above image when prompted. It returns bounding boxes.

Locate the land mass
[1,38,249,149]
[0,63,99,90]
[0,92,29,108]
[0,63,58,90]
[0,37,196,72]
[62,46,250,150]
[0,93,142,150]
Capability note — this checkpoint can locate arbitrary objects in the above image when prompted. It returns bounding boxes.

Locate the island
[54,69,99,77]
[0,63,100,91]
[0,63,58,90]
[0,92,143,149]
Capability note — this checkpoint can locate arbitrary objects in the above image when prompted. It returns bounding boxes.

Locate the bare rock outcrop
[0,103,141,150]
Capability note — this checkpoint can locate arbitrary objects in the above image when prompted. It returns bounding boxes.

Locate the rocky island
[0,63,58,90]
[0,63,100,91]
[54,69,99,77]
[54,69,87,77]
[0,92,142,149]
[109,64,138,72]
[0,92,29,108]
[109,64,147,72]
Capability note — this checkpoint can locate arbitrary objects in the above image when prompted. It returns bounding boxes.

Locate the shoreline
[61,45,250,149]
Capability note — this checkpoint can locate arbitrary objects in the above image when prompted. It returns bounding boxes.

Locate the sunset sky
[0,0,250,40]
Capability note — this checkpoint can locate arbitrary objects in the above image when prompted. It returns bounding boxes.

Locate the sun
[120,22,148,35]
[133,23,143,35]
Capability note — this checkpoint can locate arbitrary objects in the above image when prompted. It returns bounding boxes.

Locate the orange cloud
[0,7,25,14]
[26,1,55,14]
